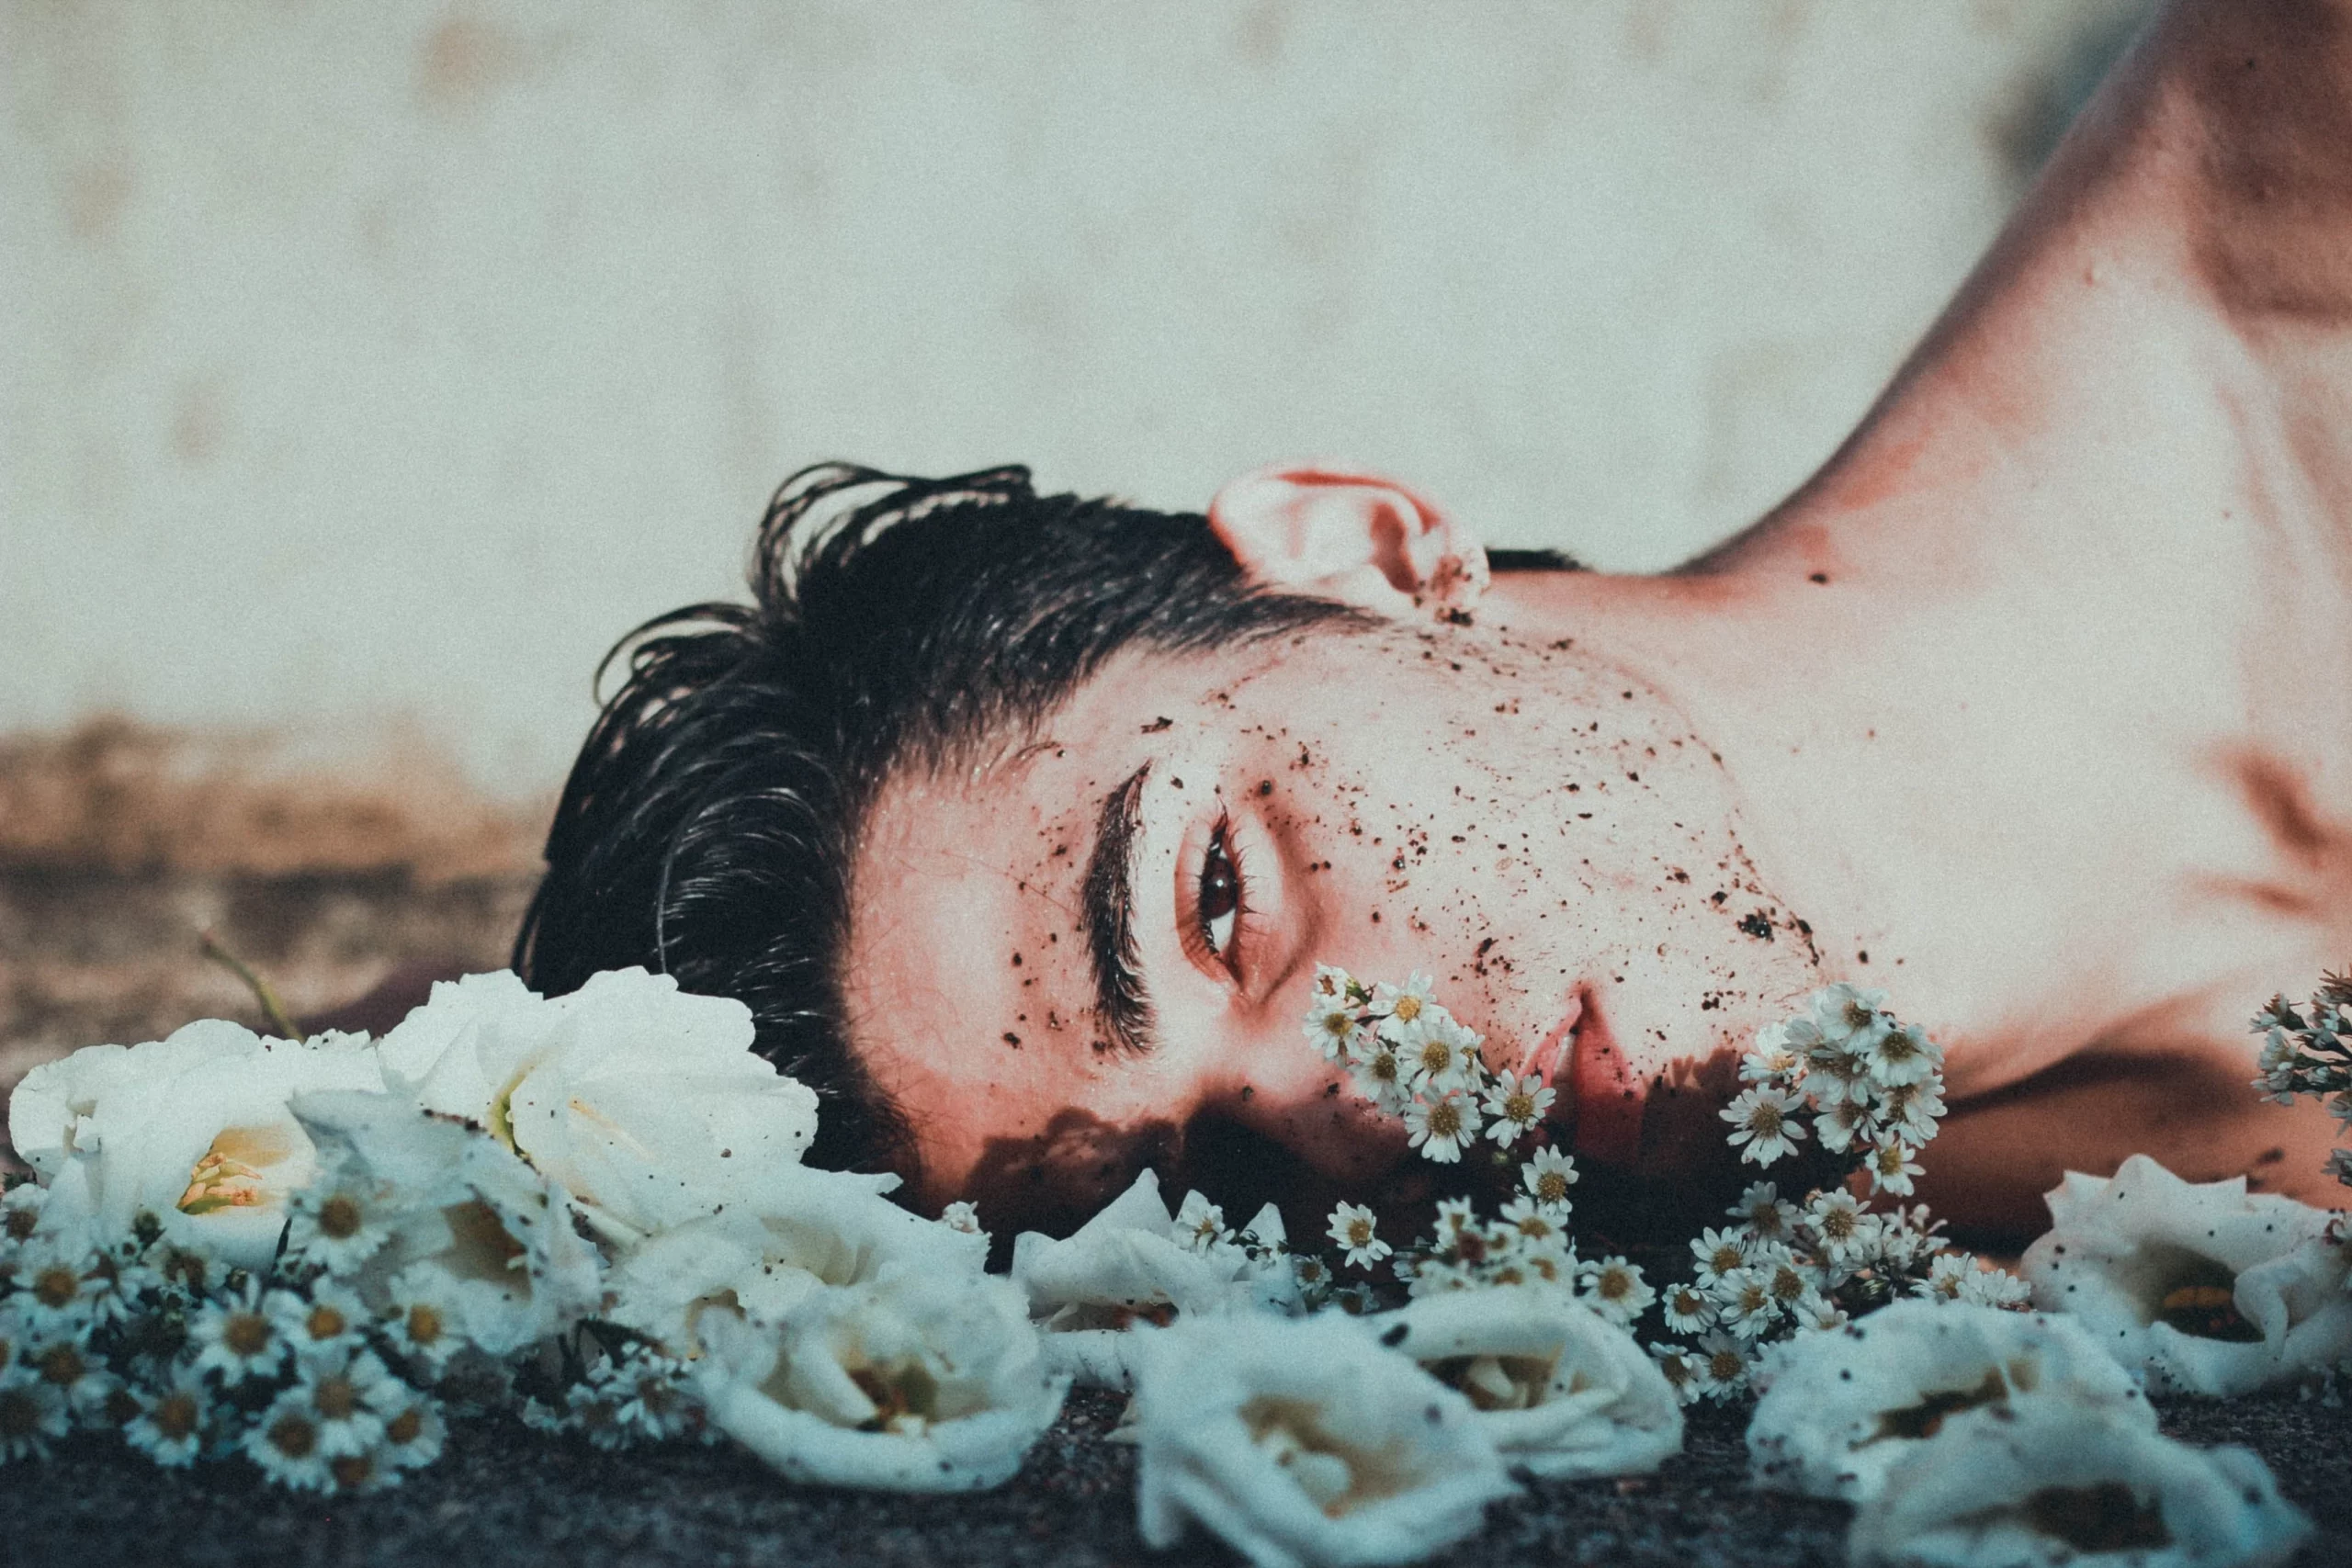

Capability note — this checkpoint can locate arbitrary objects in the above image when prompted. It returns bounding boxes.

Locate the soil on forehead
[2,1391,2344,1568]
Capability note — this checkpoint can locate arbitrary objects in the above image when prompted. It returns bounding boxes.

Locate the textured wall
[2,0,2147,797]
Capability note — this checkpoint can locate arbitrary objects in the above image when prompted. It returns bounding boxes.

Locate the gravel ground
[4,1388,2346,1568]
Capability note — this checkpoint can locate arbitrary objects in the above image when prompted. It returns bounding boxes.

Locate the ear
[1208,463,1488,618]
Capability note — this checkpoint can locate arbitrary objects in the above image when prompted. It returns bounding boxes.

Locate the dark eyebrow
[1082,762,1154,1054]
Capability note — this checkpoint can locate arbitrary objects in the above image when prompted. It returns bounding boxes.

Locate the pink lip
[1531,987,1645,1169]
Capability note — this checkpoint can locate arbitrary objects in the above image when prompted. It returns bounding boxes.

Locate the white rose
[694,1265,1066,1492]
[378,967,819,1243]
[293,1087,604,1354]
[1131,1311,1518,1568]
[1011,1168,1300,1389]
[2019,1154,2352,1395]
[10,1021,383,1270]
[1849,1401,2308,1568]
[1368,1286,1682,1479]
[1747,1299,2155,1503]
[605,1161,984,1355]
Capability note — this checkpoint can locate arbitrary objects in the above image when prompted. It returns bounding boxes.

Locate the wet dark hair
[513,463,1374,1181]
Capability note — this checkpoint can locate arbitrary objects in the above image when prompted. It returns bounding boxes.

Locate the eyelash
[1189,814,1253,982]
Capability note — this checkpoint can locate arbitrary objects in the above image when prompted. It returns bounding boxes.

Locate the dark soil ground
[3,1389,2346,1568]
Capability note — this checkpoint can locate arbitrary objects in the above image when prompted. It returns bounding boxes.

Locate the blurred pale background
[0,0,2150,1083]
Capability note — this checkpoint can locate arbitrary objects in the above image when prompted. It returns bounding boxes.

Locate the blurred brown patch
[0,718,551,1150]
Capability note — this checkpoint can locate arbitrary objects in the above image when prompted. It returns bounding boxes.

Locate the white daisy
[124,1362,212,1467]
[1740,1022,1804,1084]
[1873,1080,1945,1145]
[596,1345,700,1446]
[0,1364,72,1461]
[1866,1140,1925,1198]
[1681,1229,1746,1292]
[1368,972,1439,1046]
[1731,1182,1802,1243]
[286,1155,398,1275]
[23,1330,119,1419]
[11,1241,99,1334]
[269,1280,371,1364]
[1722,1085,1808,1166]
[1910,1251,1973,1303]
[245,1389,335,1492]
[1,1183,46,1248]
[1957,1261,2032,1310]
[1577,1256,1655,1326]
[1694,1331,1757,1399]
[1403,1015,1481,1095]
[382,1280,460,1373]
[189,1278,288,1386]
[1346,1035,1414,1115]
[1809,982,1890,1044]
[1326,1202,1390,1269]
[1811,1096,1877,1156]
[1302,999,1364,1063]
[1497,1197,1566,1249]
[1309,963,1356,1002]
[1806,1190,1868,1262]
[1173,1190,1227,1253]
[1650,1343,1709,1405]
[1715,1269,1780,1340]
[1863,1022,1940,1088]
[1660,1283,1716,1335]
[1792,1292,1847,1333]
[1521,1146,1579,1208]
[325,1443,400,1495]
[1479,1070,1555,1146]
[939,1201,984,1235]
[1518,1241,1577,1289]
[288,1348,395,1458]
[1404,1089,1481,1163]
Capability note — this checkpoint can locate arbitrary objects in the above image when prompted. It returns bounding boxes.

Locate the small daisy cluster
[2253,976,2352,1188]
[1297,972,2026,1409]
[1648,986,2027,1404]
[1301,965,1649,1330]
[0,1178,450,1491]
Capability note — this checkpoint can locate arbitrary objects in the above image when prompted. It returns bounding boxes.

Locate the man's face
[841,617,1823,1237]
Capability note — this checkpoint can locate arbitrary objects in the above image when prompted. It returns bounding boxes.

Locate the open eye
[1197,820,1244,969]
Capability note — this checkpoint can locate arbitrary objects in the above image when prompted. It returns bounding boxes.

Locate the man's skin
[841,0,2352,1244]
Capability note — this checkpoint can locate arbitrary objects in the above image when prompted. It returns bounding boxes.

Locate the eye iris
[1200,837,1239,928]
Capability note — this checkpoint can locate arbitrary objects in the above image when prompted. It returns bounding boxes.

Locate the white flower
[8,1238,101,1334]
[939,1201,983,1236]
[1809,983,1891,1045]
[1875,1080,1946,1145]
[1958,1261,2033,1311]
[1912,1252,1973,1303]
[1690,1226,1752,1289]
[1344,1035,1413,1116]
[20,1328,118,1420]
[1302,998,1363,1063]
[1175,1190,1230,1252]
[592,1343,702,1447]
[1132,1312,1518,1568]
[1814,1097,1878,1156]
[1368,972,1439,1046]
[1792,1292,1848,1333]
[0,1363,71,1461]
[1807,1190,1869,1262]
[1848,1401,2309,1568]
[1660,1283,1717,1335]
[1404,1088,1481,1164]
[1577,1255,1656,1326]
[381,1278,462,1371]
[1010,1168,1298,1391]
[1867,1140,1926,1197]
[286,1348,397,1459]
[378,968,820,1246]
[1693,1331,1758,1400]
[1374,1287,1684,1480]
[1326,1202,1389,1270]
[1865,1022,1941,1088]
[1649,1344,1708,1406]
[1722,1085,1808,1166]
[1,1182,47,1248]
[695,1266,1067,1493]
[245,1387,335,1492]
[1400,1014,1482,1097]
[374,1380,447,1471]
[1521,1146,1578,1208]
[123,1362,211,1467]
[285,1147,399,1275]
[1747,1300,2156,1503]
[1715,1269,1780,1341]
[2018,1154,2352,1396]
[189,1278,289,1386]
[1731,1181,1801,1243]
[1479,1070,1555,1146]
[269,1280,372,1363]
[1497,1198,1566,1250]
[1741,1021,1804,1084]
[11,1021,385,1271]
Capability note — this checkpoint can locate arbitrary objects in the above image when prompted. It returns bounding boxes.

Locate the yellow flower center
[306,1303,348,1341]
[224,1313,273,1358]
[317,1194,365,1240]
[1392,996,1421,1023]
[406,1303,445,1347]
[1426,1102,1462,1139]
[32,1265,80,1310]
[1534,1172,1569,1204]
[267,1411,319,1460]
[153,1392,200,1441]
[312,1376,360,1422]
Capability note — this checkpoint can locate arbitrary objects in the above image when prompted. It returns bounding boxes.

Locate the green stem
[198,930,304,1042]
